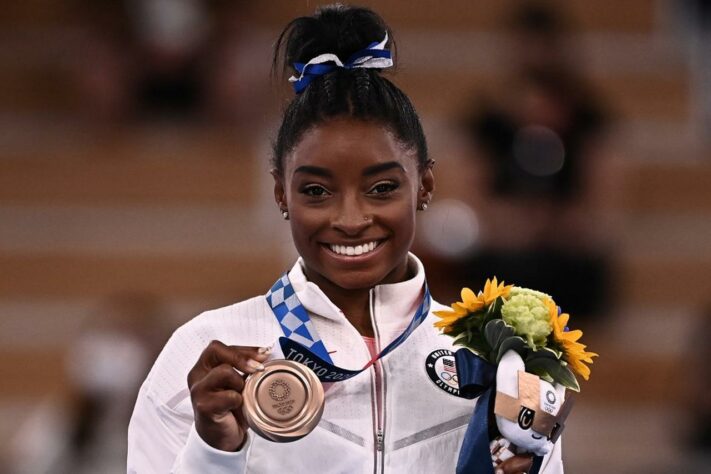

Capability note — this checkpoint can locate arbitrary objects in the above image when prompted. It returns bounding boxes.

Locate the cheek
[288,208,329,245]
[388,203,417,236]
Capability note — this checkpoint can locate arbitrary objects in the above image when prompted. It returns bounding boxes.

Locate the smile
[328,241,380,256]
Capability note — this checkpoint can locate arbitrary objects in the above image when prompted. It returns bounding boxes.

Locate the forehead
[284,118,417,177]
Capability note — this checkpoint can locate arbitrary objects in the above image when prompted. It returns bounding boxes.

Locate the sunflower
[433,287,484,332]
[547,300,598,380]
[480,277,514,305]
[433,278,512,333]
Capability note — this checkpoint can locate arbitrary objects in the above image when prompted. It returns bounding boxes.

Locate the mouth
[531,434,543,440]
[324,240,382,257]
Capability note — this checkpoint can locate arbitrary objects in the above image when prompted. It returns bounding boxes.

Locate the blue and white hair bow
[288,33,393,94]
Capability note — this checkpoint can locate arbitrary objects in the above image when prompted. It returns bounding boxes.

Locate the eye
[368,181,399,195]
[301,184,330,197]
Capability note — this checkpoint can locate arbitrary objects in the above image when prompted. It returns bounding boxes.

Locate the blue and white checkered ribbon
[266,271,431,382]
[288,33,393,94]
[266,273,332,362]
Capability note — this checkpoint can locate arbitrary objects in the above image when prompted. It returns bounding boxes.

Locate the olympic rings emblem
[440,371,458,383]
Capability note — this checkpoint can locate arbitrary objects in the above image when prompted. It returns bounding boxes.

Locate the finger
[497,454,534,474]
[197,364,246,393]
[207,342,271,369]
[190,361,243,394]
[189,341,270,385]
[193,390,244,420]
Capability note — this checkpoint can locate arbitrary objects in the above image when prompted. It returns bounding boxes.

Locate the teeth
[329,241,379,256]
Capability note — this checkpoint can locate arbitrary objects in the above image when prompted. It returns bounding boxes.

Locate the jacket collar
[285,253,426,329]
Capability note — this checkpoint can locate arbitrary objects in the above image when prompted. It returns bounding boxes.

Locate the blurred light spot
[420,199,479,257]
[513,125,566,177]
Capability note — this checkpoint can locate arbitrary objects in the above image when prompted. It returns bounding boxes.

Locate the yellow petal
[433,309,455,319]
[460,287,477,306]
[572,361,591,380]
[480,277,513,305]
[558,313,570,328]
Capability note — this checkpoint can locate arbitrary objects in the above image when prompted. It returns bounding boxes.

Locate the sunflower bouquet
[434,278,597,391]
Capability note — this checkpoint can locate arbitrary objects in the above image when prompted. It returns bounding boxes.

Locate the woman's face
[274,118,433,292]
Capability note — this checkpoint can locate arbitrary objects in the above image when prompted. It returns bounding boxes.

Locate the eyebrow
[293,161,405,178]
[294,165,332,177]
[362,161,405,176]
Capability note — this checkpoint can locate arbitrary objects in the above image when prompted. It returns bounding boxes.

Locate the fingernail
[247,359,265,371]
[257,347,271,354]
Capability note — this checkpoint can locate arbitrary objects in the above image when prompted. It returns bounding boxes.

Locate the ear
[418,160,435,207]
[271,168,287,212]
[497,350,525,398]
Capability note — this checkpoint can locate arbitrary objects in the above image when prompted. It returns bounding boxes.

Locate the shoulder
[142,294,280,404]
[179,295,275,341]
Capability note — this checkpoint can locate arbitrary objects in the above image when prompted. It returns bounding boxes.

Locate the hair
[271,4,428,175]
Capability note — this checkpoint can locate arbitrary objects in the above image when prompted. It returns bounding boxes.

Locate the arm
[127,339,267,473]
[127,380,252,474]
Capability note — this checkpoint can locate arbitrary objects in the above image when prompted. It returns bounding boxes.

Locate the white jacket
[128,255,563,473]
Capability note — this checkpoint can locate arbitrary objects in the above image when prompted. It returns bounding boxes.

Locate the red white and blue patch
[425,349,461,397]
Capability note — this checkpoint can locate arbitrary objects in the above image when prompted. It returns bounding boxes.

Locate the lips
[327,240,380,256]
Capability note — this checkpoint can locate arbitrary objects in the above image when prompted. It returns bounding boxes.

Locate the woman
[128,5,563,473]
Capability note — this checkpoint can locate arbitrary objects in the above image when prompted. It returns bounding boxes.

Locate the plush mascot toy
[494,350,572,457]
[435,279,596,473]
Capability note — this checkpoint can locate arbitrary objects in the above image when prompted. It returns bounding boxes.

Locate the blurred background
[1,0,710,472]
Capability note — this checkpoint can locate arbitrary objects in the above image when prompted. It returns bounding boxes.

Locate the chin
[323,269,388,291]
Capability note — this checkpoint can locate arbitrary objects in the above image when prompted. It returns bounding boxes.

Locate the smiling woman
[275,119,433,335]
[127,4,562,474]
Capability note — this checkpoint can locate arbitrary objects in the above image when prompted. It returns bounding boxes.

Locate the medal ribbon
[266,272,431,382]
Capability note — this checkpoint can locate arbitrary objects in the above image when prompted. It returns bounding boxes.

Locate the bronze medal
[242,359,325,442]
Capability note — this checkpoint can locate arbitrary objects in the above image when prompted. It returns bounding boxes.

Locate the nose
[331,195,371,236]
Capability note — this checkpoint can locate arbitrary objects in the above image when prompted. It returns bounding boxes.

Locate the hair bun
[275,4,394,77]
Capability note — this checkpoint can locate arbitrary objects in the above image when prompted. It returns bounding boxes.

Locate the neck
[302,261,412,338]
[319,283,374,337]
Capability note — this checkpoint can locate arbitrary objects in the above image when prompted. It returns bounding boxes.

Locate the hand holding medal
[186,341,272,451]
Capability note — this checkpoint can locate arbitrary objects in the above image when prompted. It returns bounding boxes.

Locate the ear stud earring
[282,210,289,220]
[419,202,429,211]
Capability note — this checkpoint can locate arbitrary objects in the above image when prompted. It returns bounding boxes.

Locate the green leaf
[547,362,580,392]
[482,298,503,327]
[467,341,490,357]
[524,357,560,382]
[484,319,514,349]
[489,296,504,315]
[526,358,580,392]
[527,365,555,384]
[548,347,563,359]
[496,336,527,363]
[525,346,561,362]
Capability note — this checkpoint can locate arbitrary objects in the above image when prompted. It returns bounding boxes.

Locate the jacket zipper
[369,289,386,474]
